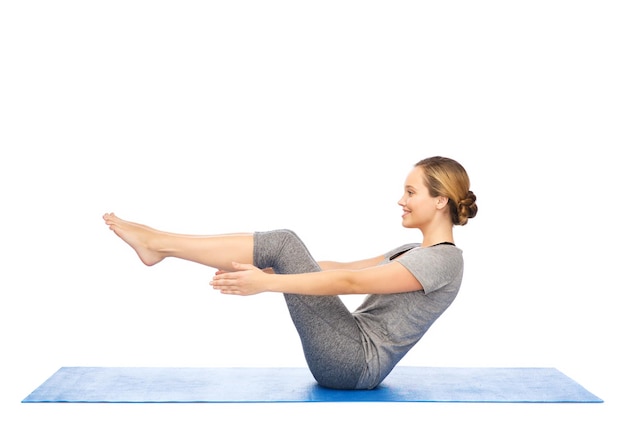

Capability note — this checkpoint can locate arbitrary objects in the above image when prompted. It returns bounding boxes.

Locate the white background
[1,1,624,443]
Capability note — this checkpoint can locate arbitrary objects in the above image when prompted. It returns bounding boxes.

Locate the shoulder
[403,244,461,258]
[395,245,464,293]
[384,243,421,261]
[402,245,463,269]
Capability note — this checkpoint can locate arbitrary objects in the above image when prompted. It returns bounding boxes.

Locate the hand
[210,262,268,296]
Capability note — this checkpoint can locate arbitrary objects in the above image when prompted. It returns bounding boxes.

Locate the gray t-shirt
[353,243,464,389]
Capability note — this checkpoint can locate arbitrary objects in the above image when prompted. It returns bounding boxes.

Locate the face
[397,166,444,228]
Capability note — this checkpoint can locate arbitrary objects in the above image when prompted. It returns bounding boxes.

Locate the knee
[272,229,304,253]
[254,229,310,272]
[272,229,296,236]
[275,229,299,241]
[256,229,301,250]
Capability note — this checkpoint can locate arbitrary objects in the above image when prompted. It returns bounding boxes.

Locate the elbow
[341,272,365,294]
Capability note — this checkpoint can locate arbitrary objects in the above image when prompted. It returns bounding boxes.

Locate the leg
[254,230,366,389]
[104,215,367,389]
[102,213,253,271]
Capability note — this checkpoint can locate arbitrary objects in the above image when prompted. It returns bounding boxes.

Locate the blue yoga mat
[22,366,602,403]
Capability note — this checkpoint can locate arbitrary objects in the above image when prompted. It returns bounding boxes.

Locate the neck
[419,225,454,248]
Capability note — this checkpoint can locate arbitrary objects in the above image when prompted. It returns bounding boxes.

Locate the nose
[397,195,405,206]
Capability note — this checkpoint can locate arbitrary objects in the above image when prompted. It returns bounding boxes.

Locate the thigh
[253,230,366,388]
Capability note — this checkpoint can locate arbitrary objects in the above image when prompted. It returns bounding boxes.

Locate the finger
[211,272,235,282]
[211,278,244,291]
[210,278,235,287]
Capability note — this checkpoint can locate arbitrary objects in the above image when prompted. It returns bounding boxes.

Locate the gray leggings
[254,230,366,389]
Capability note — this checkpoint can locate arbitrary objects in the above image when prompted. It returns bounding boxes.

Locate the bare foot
[102,213,166,266]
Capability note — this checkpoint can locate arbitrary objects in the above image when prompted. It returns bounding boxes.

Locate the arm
[210,260,422,296]
[225,256,385,276]
[317,255,385,271]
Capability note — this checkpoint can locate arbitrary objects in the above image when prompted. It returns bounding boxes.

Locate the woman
[103,156,477,390]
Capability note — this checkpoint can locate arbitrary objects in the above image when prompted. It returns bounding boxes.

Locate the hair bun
[457,191,478,224]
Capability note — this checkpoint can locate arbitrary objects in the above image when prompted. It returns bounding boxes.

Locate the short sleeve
[395,246,463,294]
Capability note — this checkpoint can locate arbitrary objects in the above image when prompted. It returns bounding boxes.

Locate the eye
[407,190,414,197]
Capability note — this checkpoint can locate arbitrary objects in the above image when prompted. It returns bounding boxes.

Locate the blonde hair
[415,156,478,226]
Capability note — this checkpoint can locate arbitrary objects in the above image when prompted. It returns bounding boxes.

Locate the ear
[435,196,449,209]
